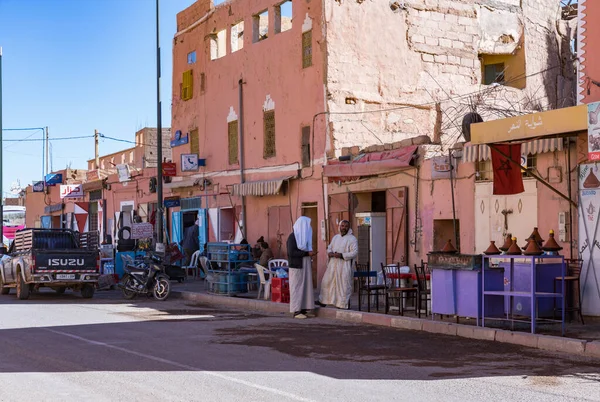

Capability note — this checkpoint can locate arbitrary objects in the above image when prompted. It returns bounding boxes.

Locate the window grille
[302,30,312,68]
[301,126,310,167]
[190,128,199,155]
[228,121,239,165]
[263,110,276,158]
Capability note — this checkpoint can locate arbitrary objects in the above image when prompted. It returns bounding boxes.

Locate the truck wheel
[81,285,95,299]
[16,274,30,300]
[0,275,9,295]
[54,287,67,294]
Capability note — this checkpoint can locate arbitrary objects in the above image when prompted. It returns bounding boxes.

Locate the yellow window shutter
[182,70,193,100]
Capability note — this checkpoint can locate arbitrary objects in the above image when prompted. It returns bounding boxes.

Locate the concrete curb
[172,290,596,359]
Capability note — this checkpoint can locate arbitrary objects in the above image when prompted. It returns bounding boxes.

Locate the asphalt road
[0,288,598,402]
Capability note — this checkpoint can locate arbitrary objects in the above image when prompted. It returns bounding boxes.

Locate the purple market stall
[429,251,504,324]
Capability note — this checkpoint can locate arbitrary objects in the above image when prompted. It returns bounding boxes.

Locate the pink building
[170,0,327,280]
[170,0,574,280]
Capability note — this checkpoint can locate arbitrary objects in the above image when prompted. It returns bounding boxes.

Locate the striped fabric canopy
[461,138,564,163]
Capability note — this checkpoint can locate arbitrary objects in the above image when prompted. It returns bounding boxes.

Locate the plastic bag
[276,268,288,278]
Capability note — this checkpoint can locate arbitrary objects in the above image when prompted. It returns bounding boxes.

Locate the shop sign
[181,153,199,171]
[588,101,600,161]
[32,181,45,192]
[44,203,63,214]
[131,223,154,239]
[86,170,100,181]
[45,173,63,186]
[164,196,181,208]
[170,130,189,147]
[162,162,177,177]
[60,184,84,199]
[431,156,452,180]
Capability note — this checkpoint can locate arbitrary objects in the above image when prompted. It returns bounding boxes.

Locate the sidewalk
[170,279,600,359]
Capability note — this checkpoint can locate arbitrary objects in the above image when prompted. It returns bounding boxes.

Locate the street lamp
[156,0,164,247]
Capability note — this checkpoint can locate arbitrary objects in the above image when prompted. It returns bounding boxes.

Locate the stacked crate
[271,277,290,303]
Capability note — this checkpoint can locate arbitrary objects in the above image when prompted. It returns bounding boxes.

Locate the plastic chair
[554,258,585,324]
[268,259,288,269]
[183,250,200,279]
[198,256,209,279]
[255,263,272,300]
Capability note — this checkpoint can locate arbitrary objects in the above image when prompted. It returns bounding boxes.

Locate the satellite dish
[9,181,23,195]
[461,112,483,143]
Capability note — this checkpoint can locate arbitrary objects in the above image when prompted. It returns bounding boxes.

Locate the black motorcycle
[119,254,171,301]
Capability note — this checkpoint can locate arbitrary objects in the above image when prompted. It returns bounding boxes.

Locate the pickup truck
[0,229,100,300]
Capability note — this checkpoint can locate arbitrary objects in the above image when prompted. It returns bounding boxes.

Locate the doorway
[302,203,319,288]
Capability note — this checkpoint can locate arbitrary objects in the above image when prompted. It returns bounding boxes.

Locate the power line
[2,135,92,142]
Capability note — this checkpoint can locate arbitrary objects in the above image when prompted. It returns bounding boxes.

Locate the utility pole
[45,126,49,176]
[155,0,164,245]
[94,129,99,169]
[0,47,3,244]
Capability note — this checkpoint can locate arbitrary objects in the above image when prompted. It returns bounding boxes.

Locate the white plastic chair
[255,263,272,300]
[268,259,288,270]
[183,250,200,279]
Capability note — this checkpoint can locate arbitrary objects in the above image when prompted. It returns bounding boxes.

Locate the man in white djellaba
[316,220,358,309]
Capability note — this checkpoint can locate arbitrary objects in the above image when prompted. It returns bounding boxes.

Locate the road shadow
[0,292,599,383]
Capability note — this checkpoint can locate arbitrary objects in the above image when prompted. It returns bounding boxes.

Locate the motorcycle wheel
[153,275,170,301]
[121,275,137,300]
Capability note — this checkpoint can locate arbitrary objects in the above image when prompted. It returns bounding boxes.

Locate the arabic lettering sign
[60,184,84,199]
[131,223,154,239]
[471,105,587,145]
[162,162,177,177]
[86,170,100,181]
[45,173,63,186]
[164,196,181,208]
[588,102,600,161]
[32,181,45,192]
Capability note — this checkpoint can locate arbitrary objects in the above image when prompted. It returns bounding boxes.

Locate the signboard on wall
[162,162,176,177]
[588,101,600,161]
[116,164,131,182]
[170,130,189,147]
[32,181,44,192]
[431,156,453,180]
[164,196,181,208]
[60,184,84,199]
[131,223,154,239]
[86,170,100,181]
[45,173,63,186]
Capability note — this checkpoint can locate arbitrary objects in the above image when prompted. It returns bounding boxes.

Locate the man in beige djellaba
[316,220,358,309]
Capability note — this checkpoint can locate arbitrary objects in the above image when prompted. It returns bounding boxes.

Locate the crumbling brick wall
[323,0,564,157]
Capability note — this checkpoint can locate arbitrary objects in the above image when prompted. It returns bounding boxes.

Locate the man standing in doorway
[181,219,200,266]
[316,220,358,309]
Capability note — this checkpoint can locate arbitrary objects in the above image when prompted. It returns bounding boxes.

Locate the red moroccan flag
[490,144,525,195]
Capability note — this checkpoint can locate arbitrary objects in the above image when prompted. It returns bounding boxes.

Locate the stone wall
[323,0,563,157]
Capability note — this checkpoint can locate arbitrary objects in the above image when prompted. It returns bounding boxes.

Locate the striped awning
[230,176,293,197]
[461,138,564,163]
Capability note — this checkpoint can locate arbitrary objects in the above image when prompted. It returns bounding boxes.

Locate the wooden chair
[382,263,417,316]
[554,258,585,324]
[355,263,386,312]
[414,260,431,318]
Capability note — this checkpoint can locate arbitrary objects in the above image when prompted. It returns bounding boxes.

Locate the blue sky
[0,0,200,196]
